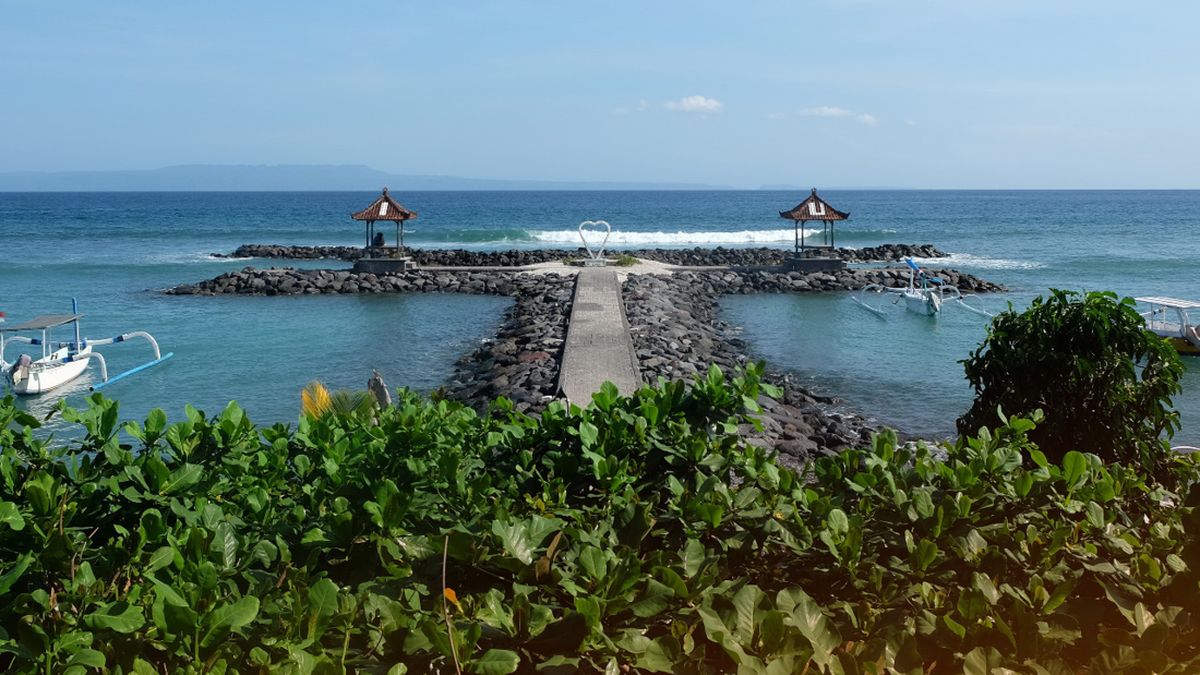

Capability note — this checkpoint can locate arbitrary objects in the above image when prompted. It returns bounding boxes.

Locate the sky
[1,1,1197,188]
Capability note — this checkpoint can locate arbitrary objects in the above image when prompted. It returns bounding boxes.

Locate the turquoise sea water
[2,190,1198,439]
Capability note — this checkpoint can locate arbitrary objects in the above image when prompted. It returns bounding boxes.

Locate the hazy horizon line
[0,164,1194,192]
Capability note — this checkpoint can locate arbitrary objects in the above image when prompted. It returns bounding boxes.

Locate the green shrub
[612,254,639,267]
[2,366,1199,673]
[958,290,1183,475]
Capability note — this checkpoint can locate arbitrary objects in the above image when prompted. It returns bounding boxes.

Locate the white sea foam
[133,252,256,265]
[526,227,819,246]
[916,252,1045,270]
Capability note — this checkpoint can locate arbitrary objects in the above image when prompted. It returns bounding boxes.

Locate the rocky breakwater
[220,243,948,267]
[218,244,579,266]
[410,249,574,267]
[829,243,947,263]
[623,273,873,468]
[166,267,574,414]
[621,266,1005,465]
[689,266,1003,296]
[443,275,574,414]
[627,243,948,267]
[217,244,366,261]
[166,267,533,296]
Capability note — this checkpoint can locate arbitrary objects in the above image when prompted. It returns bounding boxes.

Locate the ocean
[2,190,1198,441]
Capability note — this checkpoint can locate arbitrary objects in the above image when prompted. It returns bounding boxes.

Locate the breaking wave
[526,228,817,246]
[916,252,1045,270]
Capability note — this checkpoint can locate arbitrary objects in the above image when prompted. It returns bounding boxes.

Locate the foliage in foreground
[958,289,1183,475]
[2,366,1200,673]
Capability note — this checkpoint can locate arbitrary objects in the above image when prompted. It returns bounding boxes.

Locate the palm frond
[301,381,333,418]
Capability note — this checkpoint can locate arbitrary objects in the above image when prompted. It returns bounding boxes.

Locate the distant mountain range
[758,184,910,191]
[0,164,733,191]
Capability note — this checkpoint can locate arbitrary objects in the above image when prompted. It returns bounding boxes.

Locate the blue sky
[1,1,1197,188]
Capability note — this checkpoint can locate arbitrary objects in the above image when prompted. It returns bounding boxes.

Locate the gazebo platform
[783,255,845,273]
[352,257,414,274]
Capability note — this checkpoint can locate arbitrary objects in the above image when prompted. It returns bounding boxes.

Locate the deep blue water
[2,190,1198,439]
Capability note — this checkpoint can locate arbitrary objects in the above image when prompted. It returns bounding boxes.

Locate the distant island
[0,164,733,192]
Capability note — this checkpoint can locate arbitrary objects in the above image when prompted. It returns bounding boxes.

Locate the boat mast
[73,298,81,350]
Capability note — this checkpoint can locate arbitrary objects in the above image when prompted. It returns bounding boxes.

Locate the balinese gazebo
[351,188,417,255]
[779,188,850,256]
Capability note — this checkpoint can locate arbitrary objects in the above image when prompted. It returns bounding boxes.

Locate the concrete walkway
[557,268,642,404]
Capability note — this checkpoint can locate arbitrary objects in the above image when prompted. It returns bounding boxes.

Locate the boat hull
[1165,336,1200,357]
[904,291,940,316]
[6,347,91,395]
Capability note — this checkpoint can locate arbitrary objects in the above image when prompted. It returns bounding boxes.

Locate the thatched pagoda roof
[779,188,849,222]
[351,188,417,222]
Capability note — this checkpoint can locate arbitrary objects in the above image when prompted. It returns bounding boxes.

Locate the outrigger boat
[1136,297,1200,356]
[852,258,994,319]
[0,300,173,395]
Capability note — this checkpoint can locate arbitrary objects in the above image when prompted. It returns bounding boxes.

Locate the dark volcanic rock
[627,244,948,267]
[216,245,578,266]
[623,272,875,468]
[824,243,948,263]
[216,244,367,261]
[216,243,949,267]
[443,275,574,415]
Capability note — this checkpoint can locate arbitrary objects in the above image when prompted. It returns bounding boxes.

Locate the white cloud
[613,99,652,115]
[664,95,723,113]
[799,105,879,126]
[799,106,853,118]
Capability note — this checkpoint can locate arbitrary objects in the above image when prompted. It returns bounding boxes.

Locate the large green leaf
[731,585,764,646]
[0,501,24,531]
[682,539,706,578]
[492,521,533,565]
[471,648,520,675]
[1062,452,1087,488]
[146,545,176,572]
[630,579,674,618]
[578,421,599,449]
[962,646,1003,675]
[213,522,238,569]
[579,547,607,581]
[778,588,840,667]
[308,578,340,619]
[84,602,145,634]
[0,552,32,595]
[200,596,260,648]
[160,463,203,495]
[65,648,106,669]
[637,637,679,673]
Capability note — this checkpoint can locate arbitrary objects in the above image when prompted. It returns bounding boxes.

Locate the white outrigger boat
[1,300,173,395]
[852,258,994,319]
[1136,297,1200,356]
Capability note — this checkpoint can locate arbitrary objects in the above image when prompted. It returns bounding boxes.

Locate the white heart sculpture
[578,220,612,260]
